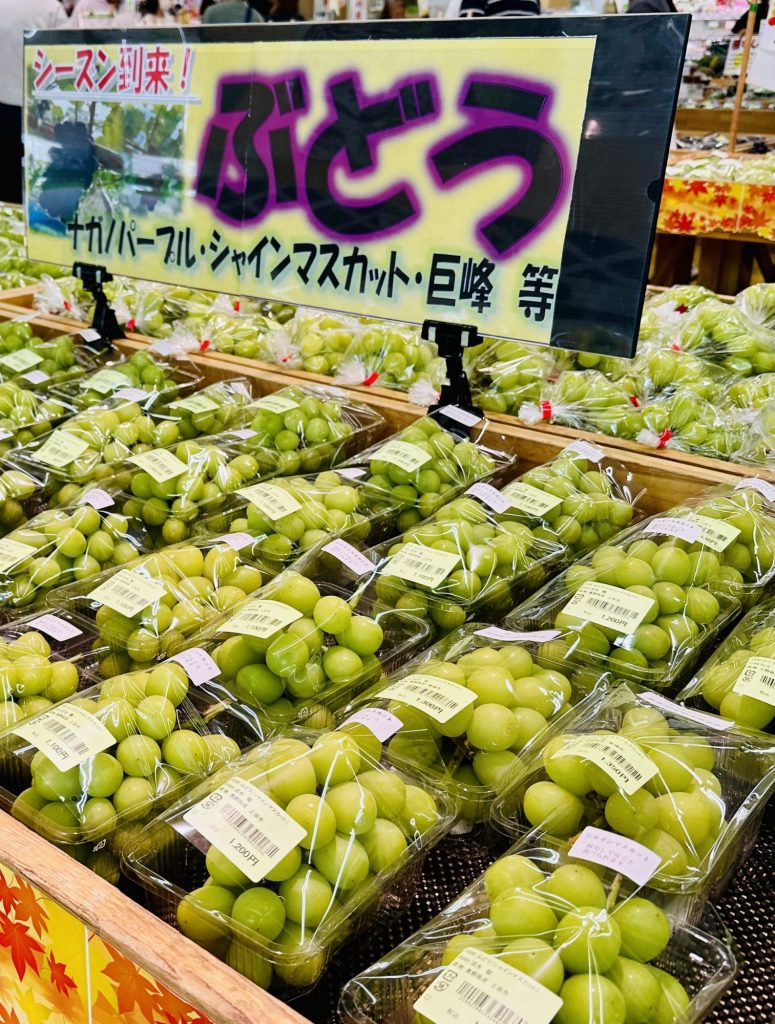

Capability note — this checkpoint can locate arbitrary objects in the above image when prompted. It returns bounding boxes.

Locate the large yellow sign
[24,33,595,343]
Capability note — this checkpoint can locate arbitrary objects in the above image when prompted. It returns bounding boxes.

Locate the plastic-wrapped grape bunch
[156,379,254,440]
[289,308,359,377]
[634,392,747,462]
[465,338,564,415]
[502,510,750,691]
[736,282,775,331]
[49,350,201,410]
[33,274,90,321]
[196,471,401,575]
[0,463,47,535]
[0,609,101,728]
[677,597,775,733]
[122,728,452,990]
[0,502,152,613]
[492,441,642,560]
[203,570,431,726]
[616,347,726,404]
[171,311,290,361]
[0,381,73,458]
[0,324,100,390]
[116,438,278,545]
[645,284,717,321]
[518,371,644,440]
[491,686,775,894]
[334,321,446,394]
[341,843,736,1024]
[365,495,564,636]
[101,278,169,337]
[340,417,513,533]
[2,666,256,883]
[339,624,583,822]
[238,384,385,476]
[49,539,266,677]
[676,300,775,376]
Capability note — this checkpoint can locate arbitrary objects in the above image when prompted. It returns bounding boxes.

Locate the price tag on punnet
[382,543,460,590]
[217,599,303,640]
[342,707,403,742]
[570,825,661,886]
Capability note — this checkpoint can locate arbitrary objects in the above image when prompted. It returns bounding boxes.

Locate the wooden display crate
[0,321,762,1022]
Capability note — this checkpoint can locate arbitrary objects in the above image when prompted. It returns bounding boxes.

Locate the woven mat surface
[290,806,775,1024]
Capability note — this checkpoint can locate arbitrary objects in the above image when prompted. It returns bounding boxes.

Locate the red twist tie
[233,300,241,312]
[657,429,672,448]
[126,318,136,331]
[199,339,211,352]
[363,372,379,387]
[628,395,640,407]
[676,304,689,314]
[671,343,681,352]
[64,300,72,311]
[281,354,292,364]
[540,400,552,420]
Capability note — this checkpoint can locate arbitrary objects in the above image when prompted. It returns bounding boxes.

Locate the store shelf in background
[674,106,775,135]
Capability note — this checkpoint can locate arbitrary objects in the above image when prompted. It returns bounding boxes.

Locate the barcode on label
[380,674,476,724]
[237,483,301,521]
[14,703,115,770]
[43,719,89,756]
[87,569,166,618]
[456,981,527,1024]
[733,655,775,707]
[129,449,187,484]
[376,439,431,472]
[219,802,279,858]
[502,481,562,517]
[218,599,302,640]
[562,582,652,635]
[689,514,740,552]
[32,430,90,468]
[383,542,460,589]
[562,734,657,795]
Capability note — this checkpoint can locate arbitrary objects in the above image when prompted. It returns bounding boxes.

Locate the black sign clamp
[73,262,124,353]
[421,319,483,433]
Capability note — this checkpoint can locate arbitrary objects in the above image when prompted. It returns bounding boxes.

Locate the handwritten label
[561,582,653,635]
[437,405,481,427]
[0,537,36,571]
[322,539,374,577]
[733,655,775,707]
[474,626,562,643]
[0,349,42,373]
[170,648,221,686]
[27,614,83,642]
[375,439,431,473]
[640,690,733,730]
[561,734,657,795]
[502,481,562,517]
[79,488,114,510]
[237,483,302,521]
[183,776,305,884]
[413,947,562,1024]
[87,569,166,618]
[342,707,403,742]
[129,449,187,484]
[379,674,476,724]
[644,517,701,544]
[570,826,661,885]
[230,428,257,440]
[383,543,460,590]
[32,430,90,468]
[218,599,302,640]
[15,704,114,770]
[466,482,512,514]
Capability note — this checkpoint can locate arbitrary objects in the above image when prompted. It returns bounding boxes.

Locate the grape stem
[606,872,623,912]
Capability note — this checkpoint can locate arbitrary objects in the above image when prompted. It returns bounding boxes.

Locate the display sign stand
[728,1,760,153]
[423,319,482,431]
[73,262,124,352]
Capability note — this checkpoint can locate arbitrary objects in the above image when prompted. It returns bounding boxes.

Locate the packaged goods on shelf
[163,310,291,362]
[0,380,75,458]
[154,378,255,438]
[675,300,775,376]
[333,321,446,395]
[0,319,108,389]
[123,727,454,991]
[48,350,202,410]
[0,461,49,534]
[48,537,268,676]
[736,282,775,331]
[490,685,775,897]
[465,337,570,416]
[32,274,91,322]
[338,622,593,823]
[340,840,737,1024]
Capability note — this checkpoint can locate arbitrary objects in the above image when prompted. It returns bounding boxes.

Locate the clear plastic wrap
[186,569,432,727]
[465,339,564,416]
[0,501,152,614]
[735,282,775,331]
[235,384,386,477]
[334,322,446,394]
[0,380,74,457]
[338,416,514,533]
[103,278,170,337]
[518,371,644,439]
[502,508,751,691]
[0,608,102,727]
[289,308,360,377]
[616,348,728,403]
[122,727,455,991]
[675,300,775,376]
[195,470,403,574]
[32,274,90,321]
[0,668,263,882]
[634,392,748,462]
[0,461,49,535]
[338,623,593,823]
[490,685,775,896]
[645,284,718,318]
[0,321,105,390]
[48,537,268,676]
[169,311,290,360]
[155,378,255,439]
[676,596,775,734]
[48,350,202,410]
[340,841,737,1024]
[355,496,564,637]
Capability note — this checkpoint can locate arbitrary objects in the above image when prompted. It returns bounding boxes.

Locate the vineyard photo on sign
[23,19,689,355]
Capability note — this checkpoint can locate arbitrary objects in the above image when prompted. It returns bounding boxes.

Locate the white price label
[0,537,36,571]
[502,481,562,517]
[32,430,90,468]
[237,483,302,521]
[0,349,43,373]
[640,691,733,731]
[342,707,403,741]
[733,656,775,707]
[375,439,431,473]
[564,440,604,463]
[87,569,167,618]
[561,734,657,795]
[27,614,83,642]
[22,370,49,385]
[79,488,114,510]
[80,368,128,394]
[413,947,562,1024]
[217,532,254,551]
[383,543,460,590]
[735,477,775,503]
[170,393,220,414]
[129,449,187,484]
[437,405,482,427]
[570,826,661,885]
[14,704,115,770]
[170,648,220,686]
[475,626,561,643]
[688,514,740,553]
[252,394,299,414]
[183,776,306,884]
[379,674,476,724]
[114,388,147,402]
[562,582,653,635]
[218,599,302,640]
[338,467,366,479]
[80,329,102,343]
[466,482,512,514]
[321,539,374,577]
[644,517,701,544]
